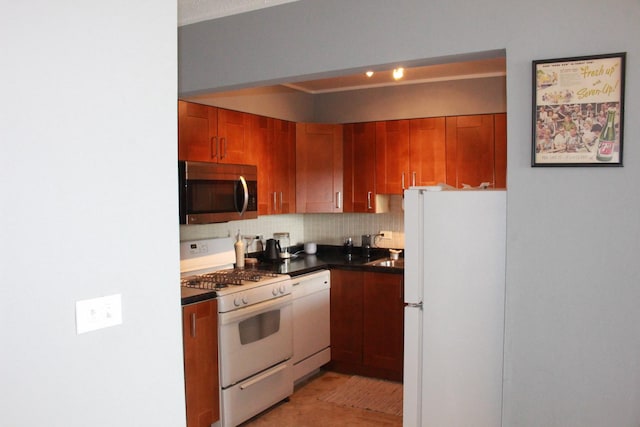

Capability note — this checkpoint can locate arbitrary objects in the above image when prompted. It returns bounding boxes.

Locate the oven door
[218,294,293,388]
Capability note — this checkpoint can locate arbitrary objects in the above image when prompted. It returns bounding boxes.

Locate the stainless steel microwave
[179,161,258,224]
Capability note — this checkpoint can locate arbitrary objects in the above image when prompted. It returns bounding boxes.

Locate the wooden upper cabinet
[409,117,447,187]
[445,114,496,188]
[375,120,410,195]
[494,113,507,189]
[376,118,446,194]
[217,108,252,165]
[258,118,296,215]
[271,119,296,214]
[344,122,379,212]
[178,101,251,164]
[178,100,218,162]
[251,115,272,216]
[296,123,343,213]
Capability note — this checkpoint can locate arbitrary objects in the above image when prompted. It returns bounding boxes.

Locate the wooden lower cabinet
[182,299,220,427]
[329,269,404,381]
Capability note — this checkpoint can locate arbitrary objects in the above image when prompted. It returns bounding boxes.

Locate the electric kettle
[264,238,281,261]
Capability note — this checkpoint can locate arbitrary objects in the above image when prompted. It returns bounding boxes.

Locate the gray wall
[185,75,506,123]
[314,76,506,123]
[1,1,184,427]
[179,1,640,426]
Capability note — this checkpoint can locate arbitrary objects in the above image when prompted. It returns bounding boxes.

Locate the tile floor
[241,370,403,426]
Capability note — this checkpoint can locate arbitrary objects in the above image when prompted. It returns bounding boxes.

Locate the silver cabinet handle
[401,172,405,190]
[273,192,277,212]
[280,192,283,211]
[412,171,416,187]
[336,191,342,209]
[211,136,218,160]
[367,191,372,210]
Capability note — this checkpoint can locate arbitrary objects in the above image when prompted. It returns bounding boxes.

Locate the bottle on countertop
[234,230,245,268]
[344,237,353,257]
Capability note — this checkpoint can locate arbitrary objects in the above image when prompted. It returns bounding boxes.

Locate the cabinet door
[296,123,343,213]
[182,299,220,427]
[251,114,272,216]
[494,113,507,189]
[271,119,296,214]
[217,108,251,165]
[330,270,363,364]
[375,120,410,194]
[344,122,377,212]
[445,115,495,188]
[363,272,404,378]
[178,101,218,162]
[409,117,446,187]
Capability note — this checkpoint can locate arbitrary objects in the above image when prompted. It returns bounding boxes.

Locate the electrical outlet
[380,230,393,240]
[76,294,123,334]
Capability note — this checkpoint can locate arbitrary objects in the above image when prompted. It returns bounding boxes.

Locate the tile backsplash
[179,195,405,251]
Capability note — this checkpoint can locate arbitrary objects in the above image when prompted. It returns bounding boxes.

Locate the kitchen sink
[365,258,404,269]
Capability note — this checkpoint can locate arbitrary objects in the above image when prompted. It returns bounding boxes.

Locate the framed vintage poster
[532,52,625,166]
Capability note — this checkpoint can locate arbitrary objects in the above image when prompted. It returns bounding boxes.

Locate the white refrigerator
[403,187,506,427]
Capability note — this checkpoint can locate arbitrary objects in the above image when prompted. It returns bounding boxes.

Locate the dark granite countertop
[253,245,404,277]
[181,245,403,305]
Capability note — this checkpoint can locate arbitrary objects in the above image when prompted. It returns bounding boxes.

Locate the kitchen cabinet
[252,115,272,216]
[265,118,296,215]
[296,123,343,213]
[343,123,388,213]
[362,271,404,375]
[329,269,404,381]
[182,299,220,427]
[178,100,251,164]
[445,114,505,188]
[375,117,446,194]
[217,108,252,165]
[178,100,218,162]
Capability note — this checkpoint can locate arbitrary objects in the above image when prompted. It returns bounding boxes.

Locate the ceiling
[283,57,506,94]
[178,0,301,26]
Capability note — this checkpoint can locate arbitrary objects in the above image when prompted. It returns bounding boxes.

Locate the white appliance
[403,187,506,427]
[291,270,331,382]
[180,237,294,427]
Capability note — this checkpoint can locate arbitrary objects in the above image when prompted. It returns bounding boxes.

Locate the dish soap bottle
[234,230,245,268]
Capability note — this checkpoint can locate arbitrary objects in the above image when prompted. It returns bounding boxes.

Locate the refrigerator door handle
[406,301,423,309]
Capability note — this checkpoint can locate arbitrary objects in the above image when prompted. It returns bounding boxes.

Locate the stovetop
[180,238,292,311]
[180,268,282,291]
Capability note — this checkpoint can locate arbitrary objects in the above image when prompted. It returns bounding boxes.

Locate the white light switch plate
[76,294,123,334]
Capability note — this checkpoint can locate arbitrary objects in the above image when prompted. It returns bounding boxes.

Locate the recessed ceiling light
[393,67,404,80]
[365,71,374,78]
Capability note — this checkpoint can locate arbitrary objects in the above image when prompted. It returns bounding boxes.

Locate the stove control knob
[272,287,279,296]
[279,285,286,294]
[242,296,249,305]
[234,297,242,307]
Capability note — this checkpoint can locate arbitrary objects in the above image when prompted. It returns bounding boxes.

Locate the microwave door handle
[234,175,249,216]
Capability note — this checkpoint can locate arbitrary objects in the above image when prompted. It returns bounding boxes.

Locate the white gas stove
[180,237,292,312]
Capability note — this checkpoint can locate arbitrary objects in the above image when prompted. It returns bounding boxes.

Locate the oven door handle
[219,294,292,325]
[239,363,288,390]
